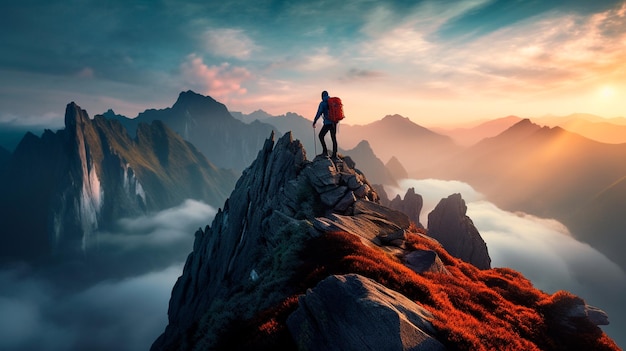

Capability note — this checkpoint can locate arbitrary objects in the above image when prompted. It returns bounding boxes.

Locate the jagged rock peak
[64,101,90,128]
[390,187,424,228]
[427,193,491,269]
[174,90,221,108]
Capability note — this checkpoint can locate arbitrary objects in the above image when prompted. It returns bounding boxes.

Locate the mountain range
[424,119,626,271]
[433,113,626,146]
[0,102,236,262]
[104,90,276,172]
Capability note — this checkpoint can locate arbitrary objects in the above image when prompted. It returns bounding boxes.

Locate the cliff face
[0,102,236,261]
[152,133,616,350]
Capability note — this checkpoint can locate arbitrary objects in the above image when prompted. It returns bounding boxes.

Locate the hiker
[312,90,338,158]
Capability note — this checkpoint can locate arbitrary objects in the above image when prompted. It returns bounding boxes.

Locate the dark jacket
[313,95,332,125]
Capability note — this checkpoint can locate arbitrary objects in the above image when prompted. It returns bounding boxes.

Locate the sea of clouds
[0,199,216,351]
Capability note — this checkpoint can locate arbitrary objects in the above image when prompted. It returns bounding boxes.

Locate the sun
[599,85,616,99]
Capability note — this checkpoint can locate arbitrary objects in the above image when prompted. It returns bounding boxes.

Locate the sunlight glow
[599,85,616,99]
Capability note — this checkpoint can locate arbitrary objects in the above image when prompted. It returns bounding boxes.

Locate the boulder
[287,274,447,351]
[404,250,450,275]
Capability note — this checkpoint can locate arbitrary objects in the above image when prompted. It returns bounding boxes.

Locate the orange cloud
[180,54,252,99]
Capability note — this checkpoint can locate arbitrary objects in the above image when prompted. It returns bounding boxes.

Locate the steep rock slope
[0,102,236,261]
[153,133,616,350]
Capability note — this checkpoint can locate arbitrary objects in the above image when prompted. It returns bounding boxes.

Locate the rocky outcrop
[0,102,236,261]
[390,187,424,228]
[287,274,446,351]
[301,154,379,214]
[427,193,491,270]
[404,249,450,275]
[375,186,424,229]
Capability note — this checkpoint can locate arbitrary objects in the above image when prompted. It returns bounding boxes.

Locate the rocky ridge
[152,132,616,350]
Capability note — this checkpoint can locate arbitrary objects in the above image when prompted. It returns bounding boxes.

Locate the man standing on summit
[312,90,338,159]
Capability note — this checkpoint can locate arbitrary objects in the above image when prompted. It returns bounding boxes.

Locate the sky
[1,0,626,130]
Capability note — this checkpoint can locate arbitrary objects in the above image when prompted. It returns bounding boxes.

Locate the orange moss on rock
[216,228,619,350]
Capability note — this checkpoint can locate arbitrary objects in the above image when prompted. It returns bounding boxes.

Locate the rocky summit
[152,132,617,351]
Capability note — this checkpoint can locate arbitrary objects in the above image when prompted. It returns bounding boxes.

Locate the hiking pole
[313,125,317,155]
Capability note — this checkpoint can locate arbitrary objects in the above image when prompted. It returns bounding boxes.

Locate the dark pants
[319,123,337,156]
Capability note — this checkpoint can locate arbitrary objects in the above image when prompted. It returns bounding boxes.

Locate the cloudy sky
[2,0,625,129]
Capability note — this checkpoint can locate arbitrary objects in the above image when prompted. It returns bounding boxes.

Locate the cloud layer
[0,199,217,351]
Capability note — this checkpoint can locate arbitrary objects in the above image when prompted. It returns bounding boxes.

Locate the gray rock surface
[427,193,491,269]
[390,187,424,228]
[404,250,450,275]
[287,274,447,351]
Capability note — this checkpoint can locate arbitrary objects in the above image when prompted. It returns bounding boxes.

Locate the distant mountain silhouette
[343,140,397,185]
[232,109,318,154]
[532,113,626,144]
[385,155,408,180]
[0,125,45,151]
[102,91,276,172]
[0,102,236,262]
[432,115,523,146]
[427,119,626,270]
[340,114,461,176]
[230,109,275,123]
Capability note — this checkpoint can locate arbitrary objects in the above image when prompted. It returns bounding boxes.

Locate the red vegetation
[216,228,619,350]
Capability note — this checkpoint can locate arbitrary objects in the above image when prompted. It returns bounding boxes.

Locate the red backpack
[327,97,344,123]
